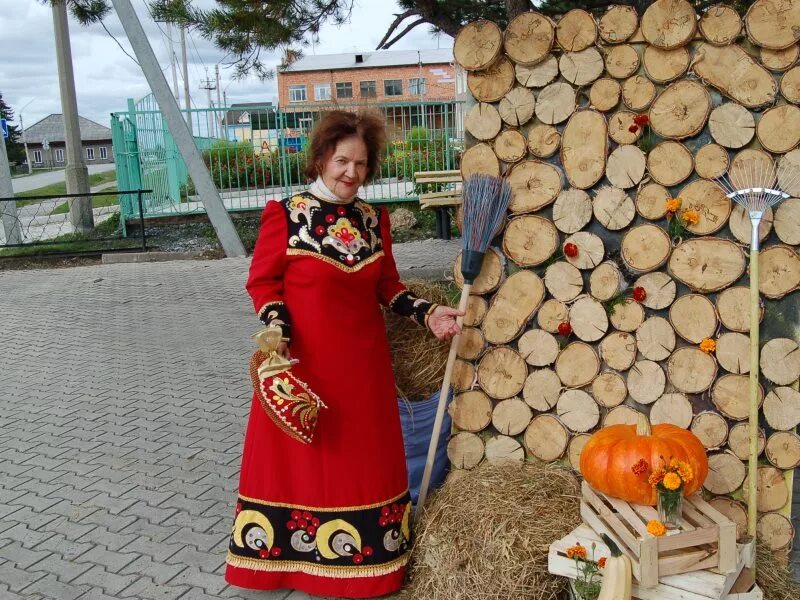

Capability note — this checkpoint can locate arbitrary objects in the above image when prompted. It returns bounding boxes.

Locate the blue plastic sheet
[398,390,452,505]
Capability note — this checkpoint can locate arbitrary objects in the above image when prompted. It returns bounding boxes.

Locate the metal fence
[0,189,149,257]
[111,96,464,221]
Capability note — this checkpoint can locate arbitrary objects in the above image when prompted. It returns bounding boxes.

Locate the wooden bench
[413,170,462,240]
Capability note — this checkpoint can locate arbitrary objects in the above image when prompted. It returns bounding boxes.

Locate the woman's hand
[428,305,464,341]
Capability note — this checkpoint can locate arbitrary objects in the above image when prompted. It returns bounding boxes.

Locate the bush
[203,140,272,191]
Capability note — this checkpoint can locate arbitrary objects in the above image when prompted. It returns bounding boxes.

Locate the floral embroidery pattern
[284,192,383,270]
[227,493,412,576]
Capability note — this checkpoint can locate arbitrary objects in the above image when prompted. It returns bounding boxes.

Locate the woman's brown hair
[303,110,387,182]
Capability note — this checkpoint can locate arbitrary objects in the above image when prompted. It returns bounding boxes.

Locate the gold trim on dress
[387,289,407,309]
[225,551,408,578]
[286,248,384,273]
[257,300,284,318]
[237,488,409,512]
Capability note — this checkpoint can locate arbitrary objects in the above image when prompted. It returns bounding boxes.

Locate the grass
[50,186,119,215]
[0,212,139,258]
[16,170,118,204]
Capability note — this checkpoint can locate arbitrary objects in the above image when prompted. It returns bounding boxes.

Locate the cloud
[0,0,453,130]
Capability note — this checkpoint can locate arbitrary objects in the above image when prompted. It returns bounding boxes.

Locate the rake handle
[747,213,761,560]
[415,283,471,522]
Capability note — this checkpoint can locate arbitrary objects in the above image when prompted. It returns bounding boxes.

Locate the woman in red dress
[225,110,462,598]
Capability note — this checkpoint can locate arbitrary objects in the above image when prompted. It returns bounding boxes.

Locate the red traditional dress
[225,191,436,598]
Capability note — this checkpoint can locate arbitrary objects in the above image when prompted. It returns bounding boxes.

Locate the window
[289,85,307,102]
[299,117,313,132]
[99,146,108,160]
[33,150,42,164]
[314,83,331,101]
[55,149,64,163]
[410,77,426,95]
[360,80,376,98]
[336,82,353,99]
[384,79,403,96]
[86,147,95,160]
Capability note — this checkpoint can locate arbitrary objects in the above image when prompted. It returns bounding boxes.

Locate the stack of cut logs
[448,0,800,555]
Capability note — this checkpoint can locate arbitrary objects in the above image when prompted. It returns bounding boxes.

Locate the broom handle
[415,284,471,521]
[747,214,761,552]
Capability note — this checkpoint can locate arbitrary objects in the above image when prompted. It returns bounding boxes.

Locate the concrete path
[0,241,458,600]
[11,164,116,194]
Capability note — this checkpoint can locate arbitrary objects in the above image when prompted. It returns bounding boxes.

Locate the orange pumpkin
[580,414,708,505]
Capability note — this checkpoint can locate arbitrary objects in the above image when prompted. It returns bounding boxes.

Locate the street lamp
[18,98,35,175]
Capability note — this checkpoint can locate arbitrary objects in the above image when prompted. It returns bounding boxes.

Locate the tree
[57,0,757,79]
[0,93,25,165]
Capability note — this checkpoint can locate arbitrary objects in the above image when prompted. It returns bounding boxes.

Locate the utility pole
[180,25,192,135]
[215,64,222,138]
[19,114,31,175]
[110,0,246,258]
[0,132,22,245]
[167,22,180,103]
[200,71,216,137]
[52,0,93,232]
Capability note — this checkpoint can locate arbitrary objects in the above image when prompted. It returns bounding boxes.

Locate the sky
[0,0,454,131]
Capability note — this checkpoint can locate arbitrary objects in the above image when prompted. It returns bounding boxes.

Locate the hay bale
[407,462,581,600]
[390,207,418,231]
[385,279,453,401]
[755,542,800,600]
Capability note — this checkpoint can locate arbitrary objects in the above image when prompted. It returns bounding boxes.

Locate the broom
[415,174,512,519]
[714,156,800,565]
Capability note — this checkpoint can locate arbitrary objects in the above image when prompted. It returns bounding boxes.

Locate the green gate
[111,98,463,221]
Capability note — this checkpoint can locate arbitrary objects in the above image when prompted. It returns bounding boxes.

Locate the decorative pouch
[249,327,326,444]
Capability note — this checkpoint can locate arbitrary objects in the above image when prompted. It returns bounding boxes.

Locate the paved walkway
[11,164,116,194]
[0,241,459,600]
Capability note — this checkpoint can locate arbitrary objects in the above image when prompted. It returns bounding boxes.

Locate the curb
[101,251,205,264]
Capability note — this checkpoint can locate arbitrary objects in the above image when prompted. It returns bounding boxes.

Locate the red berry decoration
[336,206,347,216]
[311,517,321,527]
[379,516,388,527]
[259,549,269,559]
[306,525,317,536]
[286,521,298,531]
[353,553,364,564]
[271,547,282,557]
[363,546,374,557]
[235,503,242,514]
[564,242,579,258]
[381,506,390,517]
[291,510,301,520]
[302,511,312,520]
[325,214,335,224]
[558,321,572,336]
[633,286,647,302]
[297,518,308,529]
[315,225,325,235]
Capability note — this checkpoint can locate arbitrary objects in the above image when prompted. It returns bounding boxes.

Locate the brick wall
[277,63,456,107]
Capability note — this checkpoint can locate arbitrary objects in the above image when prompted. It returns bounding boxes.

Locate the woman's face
[320,135,369,200]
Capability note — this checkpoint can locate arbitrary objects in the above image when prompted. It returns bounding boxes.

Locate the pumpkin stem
[636,413,651,436]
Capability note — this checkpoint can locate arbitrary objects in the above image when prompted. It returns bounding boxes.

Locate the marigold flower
[632,286,647,303]
[567,544,587,560]
[663,472,682,490]
[564,242,579,258]
[629,125,639,133]
[648,469,665,487]
[682,209,700,225]
[665,198,681,213]
[631,458,649,475]
[634,114,650,127]
[700,338,716,354]
[678,462,694,484]
[598,557,607,568]
[647,520,667,537]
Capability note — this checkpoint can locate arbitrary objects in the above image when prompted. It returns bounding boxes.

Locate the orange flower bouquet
[566,542,606,600]
[665,198,698,242]
[642,457,694,528]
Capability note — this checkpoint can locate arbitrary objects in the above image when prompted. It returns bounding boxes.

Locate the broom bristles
[462,174,512,253]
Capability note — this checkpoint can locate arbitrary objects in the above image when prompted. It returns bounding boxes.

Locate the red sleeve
[246,200,291,338]
[376,207,437,328]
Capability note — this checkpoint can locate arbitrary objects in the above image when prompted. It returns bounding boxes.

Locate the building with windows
[23,114,114,168]
[276,48,458,135]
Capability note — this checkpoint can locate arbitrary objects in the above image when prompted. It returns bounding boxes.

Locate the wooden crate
[550,524,755,600]
[581,481,738,587]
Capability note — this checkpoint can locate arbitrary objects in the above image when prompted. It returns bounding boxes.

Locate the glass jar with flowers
[565,542,606,600]
[647,458,694,528]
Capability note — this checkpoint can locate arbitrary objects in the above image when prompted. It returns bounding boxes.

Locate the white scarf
[309,176,356,204]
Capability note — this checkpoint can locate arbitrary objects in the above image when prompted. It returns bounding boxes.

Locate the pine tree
[0,93,25,165]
